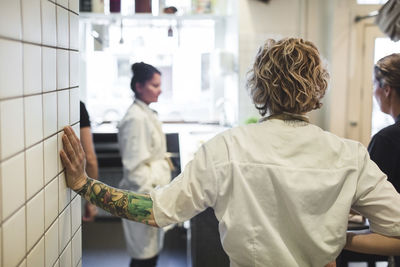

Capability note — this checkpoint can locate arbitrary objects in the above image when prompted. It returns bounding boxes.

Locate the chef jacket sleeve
[150,143,218,227]
[352,143,400,236]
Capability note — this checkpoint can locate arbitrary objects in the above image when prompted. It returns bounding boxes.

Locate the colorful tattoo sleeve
[76,177,157,226]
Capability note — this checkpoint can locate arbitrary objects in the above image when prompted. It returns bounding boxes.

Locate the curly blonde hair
[247,38,329,116]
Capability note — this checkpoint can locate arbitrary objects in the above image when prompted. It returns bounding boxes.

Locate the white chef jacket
[117,99,171,259]
[150,118,400,267]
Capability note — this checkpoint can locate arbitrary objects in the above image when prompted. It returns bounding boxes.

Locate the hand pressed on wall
[60,126,88,191]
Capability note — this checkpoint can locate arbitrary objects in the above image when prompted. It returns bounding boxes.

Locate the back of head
[374,53,400,95]
[247,38,329,116]
[130,62,161,94]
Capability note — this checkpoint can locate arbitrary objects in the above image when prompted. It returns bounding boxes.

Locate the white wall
[0,0,82,266]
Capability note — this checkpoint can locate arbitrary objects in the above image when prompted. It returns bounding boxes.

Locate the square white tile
[59,205,71,253]
[45,219,59,267]
[0,0,22,39]
[43,92,58,138]
[59,242,72,267]
[71,195,81,235]
[23,43,42,95]
[59,172,71,212]
[3,207,26,267]
[71,228,82,267]
[70,87,80,124]
[58,90,70,130]
[21,0,41,43]
[57,49,69,90]
[44,135,58,184]
[26,142,44,199]
[0,39,23,99]
[69,0,79,13]
[27,237,45,267]
[1,153,25,220]
[27,190,45,251]
[44,177,58,229]
[58,132,64,173]
[69,13,79,50]
[56,6,69,48]
[42,47,56,93]
[41,0,57,46]
[69,51,79,87]
[24,95,44,147]
[0,98,24,160]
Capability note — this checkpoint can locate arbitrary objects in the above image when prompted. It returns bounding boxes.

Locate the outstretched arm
[60,126,158,227]
[344,232,400,256]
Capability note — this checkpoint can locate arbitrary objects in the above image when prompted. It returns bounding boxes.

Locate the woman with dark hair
[116,62,171,267]
[61,39,400,266]
[368,53,400,265]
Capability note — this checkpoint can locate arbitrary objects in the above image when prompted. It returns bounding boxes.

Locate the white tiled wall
[0,1,81,266]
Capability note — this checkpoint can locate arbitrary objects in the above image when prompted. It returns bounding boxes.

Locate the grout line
[52,1,79,16]
[0,121,79,164]
[0,35,79,52]
[16,210,82,267]
[0,87,79,103]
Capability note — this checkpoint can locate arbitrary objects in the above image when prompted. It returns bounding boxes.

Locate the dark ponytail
[130,62,161,94]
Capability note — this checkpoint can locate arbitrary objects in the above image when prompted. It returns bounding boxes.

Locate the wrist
[72,173,88,191]
[344,232,356,250]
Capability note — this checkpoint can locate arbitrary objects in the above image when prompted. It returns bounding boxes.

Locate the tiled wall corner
[0,1,81,266]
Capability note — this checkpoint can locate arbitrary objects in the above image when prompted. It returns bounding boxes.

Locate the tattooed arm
[60,126,158,227]
[77,177,157,226]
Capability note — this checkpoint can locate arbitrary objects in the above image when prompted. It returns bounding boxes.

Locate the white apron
[117,99,171,259]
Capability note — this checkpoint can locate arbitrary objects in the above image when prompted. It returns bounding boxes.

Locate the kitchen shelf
[79,12,229,22]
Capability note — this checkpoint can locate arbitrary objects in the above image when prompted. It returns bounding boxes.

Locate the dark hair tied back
[374,53,400,95]
[130,62,161,94]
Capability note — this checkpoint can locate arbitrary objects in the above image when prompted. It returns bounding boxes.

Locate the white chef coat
[150,118,400,267]
[117,99,171,259]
